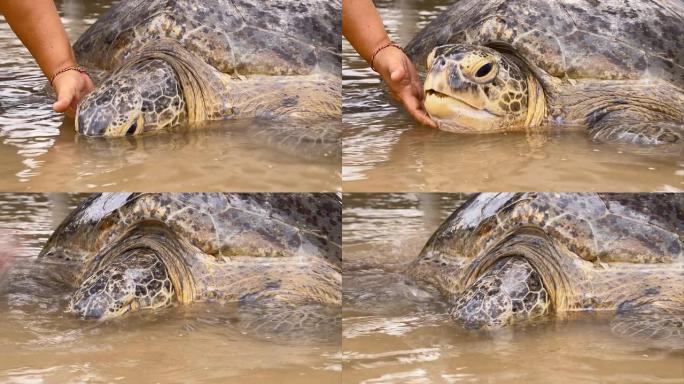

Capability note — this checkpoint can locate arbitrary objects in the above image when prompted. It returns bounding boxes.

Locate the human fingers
[52,87,75,113]
[399,88,437,128]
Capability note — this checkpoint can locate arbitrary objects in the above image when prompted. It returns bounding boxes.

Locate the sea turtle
[73,0,341,136]
[39,193,341,330]
[409,193,683,341]
[405,0,684,145]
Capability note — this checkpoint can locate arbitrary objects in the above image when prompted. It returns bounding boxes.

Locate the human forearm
[342,0,391,63]
[0,0,76,80]
[342,0,436,127]
[1,0,94,117]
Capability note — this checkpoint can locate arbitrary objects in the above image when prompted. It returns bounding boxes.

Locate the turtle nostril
[475,62,494,78]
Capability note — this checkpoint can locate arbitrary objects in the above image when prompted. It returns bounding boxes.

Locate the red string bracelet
[370,42,406,72]
[49,65,89,87]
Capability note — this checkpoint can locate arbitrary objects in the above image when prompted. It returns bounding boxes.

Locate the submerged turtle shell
[40,193,342,272]
[74,0,341,76]
[406,0,684,87]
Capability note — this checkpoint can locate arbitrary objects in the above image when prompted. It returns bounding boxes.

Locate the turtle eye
[471,60,498,84]
[476,62,494,78]
[125,121,138,136]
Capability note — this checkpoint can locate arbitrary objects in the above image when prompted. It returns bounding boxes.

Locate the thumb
[53,89,74,113]
[389,65,405,83]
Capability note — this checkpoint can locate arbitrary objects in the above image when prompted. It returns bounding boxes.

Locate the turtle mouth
[425,89,485,110]
[424,89,500,133]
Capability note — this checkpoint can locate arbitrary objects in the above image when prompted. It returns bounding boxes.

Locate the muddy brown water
[0,1,340,192]
[341,194,684,384]
[342,0,684,192]
[0,194,341,383]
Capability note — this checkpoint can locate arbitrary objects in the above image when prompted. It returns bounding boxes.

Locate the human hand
[52,70,95,118]
[0,241,16,284]
[0,251,13,275]
[373,46,437,128]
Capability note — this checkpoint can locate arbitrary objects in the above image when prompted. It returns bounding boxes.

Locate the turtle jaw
[424,88,502,133]
[76,111,145,137]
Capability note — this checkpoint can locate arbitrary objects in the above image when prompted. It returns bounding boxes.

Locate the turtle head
[423,44,546,133]
[450,257,550,329]
[76,59,187,137]
[70,248,175,320]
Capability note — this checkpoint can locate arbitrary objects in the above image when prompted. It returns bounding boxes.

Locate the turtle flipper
[236,300,341,343]
[70,248,175,320]
[581,81,684,145]
[612,312,684,342]
[587,110,683,145]
[247,119,342,160]
[450,257,550,329]
[611,300,684,345]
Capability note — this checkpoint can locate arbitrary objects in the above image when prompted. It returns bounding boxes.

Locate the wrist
[50,64,88,88]
[365,35,391,60]
[370,43,405,75]
[48,58,78,81]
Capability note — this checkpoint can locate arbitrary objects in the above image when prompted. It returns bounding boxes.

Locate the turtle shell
[74,0,341,76]
[40,193,342,270]
[406,0,684,87]
[419,192,683,266]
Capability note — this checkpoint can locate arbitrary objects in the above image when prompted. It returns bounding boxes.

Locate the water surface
[0,193,341,383]
[342,0,684,192]
[0,1,340,192]
[342,194,684,383]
